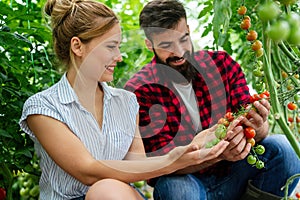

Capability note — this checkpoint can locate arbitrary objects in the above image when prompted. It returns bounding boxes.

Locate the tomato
[255,145,265,155]
[294,94,300,102]
[287,26,300,45]
[287,102,297,110]
[240,19,251,30]
[251,94,261,102]
[247,138,256,147]
[225,112,234,122]
[215,124,227,139]
[20,187,29,197]
[0,188,6,200]
[238,6,247,15]
[244,127,256,139]
[257,1,280,21]
[133,181,145,188]
[246,30,258,41]
[29,185,40,197]
[247,154,257,165]
[262,91,270,98]
[255,48,264,58]
[296,192,300,198]
[255,160,265,169]
[243,16,251,21]
[218,117,230,127]
[253,70,264,79]
[144,191,152,199]
[296,116,300,123]
[288,116,294,123]
[266,20,290,42]
[251,40,263,51]
[207,138,221,148]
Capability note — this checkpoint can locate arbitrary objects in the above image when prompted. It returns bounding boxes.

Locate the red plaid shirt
[124,50,250,176]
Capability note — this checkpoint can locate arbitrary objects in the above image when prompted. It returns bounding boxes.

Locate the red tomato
[244,127,256,139]
[238,6,247,15]
[252,40,263,51]
[288,117,294,123]
[296,116,300,123]
[251,94,261,102]
[225,112,234,122]
[240,19,251,30]
[287,102,297,110]
[296,192,300,198]
[246,30,258,41]
[262,91,270,98]
[0,188,6,200]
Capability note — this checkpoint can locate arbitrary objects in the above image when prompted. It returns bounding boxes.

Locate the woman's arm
[27,114,228,185]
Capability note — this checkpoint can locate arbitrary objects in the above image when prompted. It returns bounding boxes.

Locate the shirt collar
[57,73,119,104]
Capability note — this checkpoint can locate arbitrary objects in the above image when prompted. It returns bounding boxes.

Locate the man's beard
[154,49,198,84]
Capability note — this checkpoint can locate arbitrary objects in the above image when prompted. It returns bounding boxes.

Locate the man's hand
[242,98,271,141]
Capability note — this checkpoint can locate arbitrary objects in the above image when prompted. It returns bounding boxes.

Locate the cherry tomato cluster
[238,5,264,58]
[12,172,40,200]
[207,91,270,169]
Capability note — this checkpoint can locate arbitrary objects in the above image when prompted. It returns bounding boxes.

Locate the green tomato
[205,138,221,148]
[247,154,257,165]
[258,2,280,21]
[20,187,29,197]
[29,185,39,197]
[266,20,290,42]
[215,124,227,139]
[255,160,265,169]
[144,191,152,198]
[255,145,265,155]
[133,181,144,188]
[287,27,300,45]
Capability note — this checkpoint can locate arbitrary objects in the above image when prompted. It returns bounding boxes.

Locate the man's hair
[139,0,187,39]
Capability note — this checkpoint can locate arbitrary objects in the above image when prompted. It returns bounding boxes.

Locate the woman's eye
[107,45,116,49]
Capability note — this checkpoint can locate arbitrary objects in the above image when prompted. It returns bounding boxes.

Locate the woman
[19,0,236,199]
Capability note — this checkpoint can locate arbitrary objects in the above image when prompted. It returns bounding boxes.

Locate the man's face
[145,18,196,83]
[147,18,193,69]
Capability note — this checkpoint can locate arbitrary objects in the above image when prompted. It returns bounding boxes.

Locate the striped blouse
[19,73,139,200]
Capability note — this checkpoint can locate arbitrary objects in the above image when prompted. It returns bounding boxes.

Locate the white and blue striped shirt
[19,74,139,200]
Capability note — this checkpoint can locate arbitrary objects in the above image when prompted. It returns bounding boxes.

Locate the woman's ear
[70,37,83,57]
[145,39,154,52]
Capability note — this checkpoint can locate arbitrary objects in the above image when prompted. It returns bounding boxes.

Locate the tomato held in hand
[244,127,256,139]
[247,154,257,165]
[255,160,265,169]
[255,145,265,155]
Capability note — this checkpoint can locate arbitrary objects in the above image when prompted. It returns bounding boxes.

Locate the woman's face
[79,23,122,83]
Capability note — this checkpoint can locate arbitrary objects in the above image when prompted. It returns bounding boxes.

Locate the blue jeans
[153,134,300,200]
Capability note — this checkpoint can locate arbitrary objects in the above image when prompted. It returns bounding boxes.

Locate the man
[124,0,300,199]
